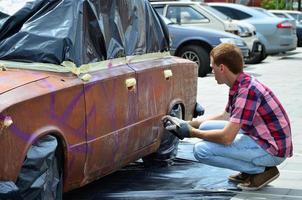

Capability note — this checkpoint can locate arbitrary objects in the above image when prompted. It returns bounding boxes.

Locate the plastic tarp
[0,0,169,66]
[64,141,239,200]
[0,135,61,200]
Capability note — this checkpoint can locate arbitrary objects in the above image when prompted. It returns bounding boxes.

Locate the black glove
[162,116,192,140]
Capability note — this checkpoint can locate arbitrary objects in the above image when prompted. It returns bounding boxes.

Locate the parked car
[270,10,302,24]
[209,3,297,56]
[268,10,302,47]
[0,0,200,199]
[151,1,263,64]
[161,16,249,77]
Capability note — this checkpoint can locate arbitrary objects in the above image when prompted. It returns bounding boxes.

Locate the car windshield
[202,4,229,20]
[0,0,30,16]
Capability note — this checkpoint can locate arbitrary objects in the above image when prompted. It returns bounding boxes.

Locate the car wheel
[298,38,302,47]
[245,43,266,64]
[16,135,63,200]
[143,104,183,167]
[178,45,209,77]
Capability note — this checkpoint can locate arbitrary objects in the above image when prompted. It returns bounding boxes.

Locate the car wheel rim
[181,51,200,66]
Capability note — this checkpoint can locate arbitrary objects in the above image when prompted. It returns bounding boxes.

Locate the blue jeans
[193,120,286,174]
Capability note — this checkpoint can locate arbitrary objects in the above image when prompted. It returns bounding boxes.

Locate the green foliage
[261,0,293,9]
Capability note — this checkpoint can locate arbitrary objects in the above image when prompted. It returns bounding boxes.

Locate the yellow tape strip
[0,51,172,76]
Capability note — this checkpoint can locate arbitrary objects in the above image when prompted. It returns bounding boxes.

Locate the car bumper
[239,46,249,58]
[242,34,259,51]
[266,35,297,54]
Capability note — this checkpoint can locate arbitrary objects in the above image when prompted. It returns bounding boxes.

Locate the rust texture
[0,57,197,192]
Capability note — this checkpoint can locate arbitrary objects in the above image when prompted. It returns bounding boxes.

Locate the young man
[163,43,293,190]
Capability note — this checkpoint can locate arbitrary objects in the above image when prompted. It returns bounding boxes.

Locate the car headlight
[237,25,252,37]
[220,38,246,47]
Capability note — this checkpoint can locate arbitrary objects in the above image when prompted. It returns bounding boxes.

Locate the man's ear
[219,64,225,72]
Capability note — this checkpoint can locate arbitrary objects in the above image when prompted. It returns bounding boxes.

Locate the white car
[151,1,263,64]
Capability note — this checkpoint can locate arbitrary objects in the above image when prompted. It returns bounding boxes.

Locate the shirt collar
[229,72,247,95]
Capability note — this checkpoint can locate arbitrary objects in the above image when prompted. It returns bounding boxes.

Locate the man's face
[210,57,224,85]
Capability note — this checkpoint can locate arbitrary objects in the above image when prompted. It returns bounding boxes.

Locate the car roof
[208,3,270,18]
[271,10,302,14]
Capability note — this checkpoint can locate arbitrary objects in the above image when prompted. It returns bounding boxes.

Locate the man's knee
[199,120,227,130]
[193,142,212,161]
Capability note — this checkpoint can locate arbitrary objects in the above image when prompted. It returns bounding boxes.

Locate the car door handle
[125,78,136,91]
[164,69,173,80]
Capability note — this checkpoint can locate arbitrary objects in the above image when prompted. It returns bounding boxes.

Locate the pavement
[194,47,302,199]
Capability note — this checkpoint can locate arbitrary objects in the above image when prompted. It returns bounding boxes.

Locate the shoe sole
[228,177,246,183]
[237,173,280,191]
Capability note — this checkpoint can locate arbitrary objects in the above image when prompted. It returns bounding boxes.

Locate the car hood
[0,69,49,95]
[168,24,241,39]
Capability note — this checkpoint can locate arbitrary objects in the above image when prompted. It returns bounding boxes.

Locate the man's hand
[162,116,193,140]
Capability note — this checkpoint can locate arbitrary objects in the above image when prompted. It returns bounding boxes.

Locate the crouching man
[163,43,293,190]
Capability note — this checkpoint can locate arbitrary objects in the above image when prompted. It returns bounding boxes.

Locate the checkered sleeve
[229,88,261,126]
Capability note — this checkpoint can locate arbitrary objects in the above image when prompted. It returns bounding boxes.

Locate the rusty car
[0,0,200,199]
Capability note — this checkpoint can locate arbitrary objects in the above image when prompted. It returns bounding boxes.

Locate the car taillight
[276,22,292,29]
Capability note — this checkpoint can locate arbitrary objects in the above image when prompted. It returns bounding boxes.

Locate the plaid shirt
[226,72,292,157]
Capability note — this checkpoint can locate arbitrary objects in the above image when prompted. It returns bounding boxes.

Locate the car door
[83,63,140,180]
[127,58,174,146]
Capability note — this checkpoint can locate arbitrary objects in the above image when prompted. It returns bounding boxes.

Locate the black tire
[298,38,302,47]
[245,43,266,64]
[143,104,183,167]
[16,136,63,200]
[178,45,210,77]
[260,45,267,62]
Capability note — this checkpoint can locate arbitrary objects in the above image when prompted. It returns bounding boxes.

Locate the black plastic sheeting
[64,141,239,200]
[0,0,169,66]
[0,135,62,200]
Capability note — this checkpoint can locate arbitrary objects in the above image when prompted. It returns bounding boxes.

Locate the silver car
[209,3,297,56]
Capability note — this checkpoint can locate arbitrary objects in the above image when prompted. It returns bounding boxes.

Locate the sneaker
[237,166,280,191]
[228,172,250,183]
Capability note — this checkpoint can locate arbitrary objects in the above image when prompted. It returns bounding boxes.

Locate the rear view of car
[209,3,297,56]
[268,10,302,47]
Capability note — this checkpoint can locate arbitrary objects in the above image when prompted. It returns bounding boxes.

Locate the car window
[273,13,289,19]
[153,5,164,15]
[202,4,229,20]
[166,5,209,24]
[212,6,252,20]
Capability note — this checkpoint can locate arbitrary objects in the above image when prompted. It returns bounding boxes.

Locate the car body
[209,3,297,55]
[161,16,249,77]
[0,0,199,198]
[268,10,302,47]
[151,1,263,64]
[270,10,302,24]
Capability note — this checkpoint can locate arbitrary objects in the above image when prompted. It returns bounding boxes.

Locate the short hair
[210,43,243,74]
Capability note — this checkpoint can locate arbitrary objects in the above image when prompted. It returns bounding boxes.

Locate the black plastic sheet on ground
[64,141,239,200]
[0,0,169,66]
